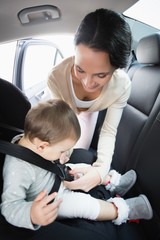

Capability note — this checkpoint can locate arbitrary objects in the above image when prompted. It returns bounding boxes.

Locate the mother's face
[73,44,115,93]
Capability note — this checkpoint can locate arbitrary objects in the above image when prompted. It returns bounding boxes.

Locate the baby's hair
[24,99,81,144]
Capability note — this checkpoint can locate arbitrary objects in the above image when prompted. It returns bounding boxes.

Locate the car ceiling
[0,0,138,44]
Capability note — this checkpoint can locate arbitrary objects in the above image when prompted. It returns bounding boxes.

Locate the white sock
[105,170,121,192]
[107,197,129,225]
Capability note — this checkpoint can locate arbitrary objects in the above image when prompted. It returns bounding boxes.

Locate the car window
[0,35,74,106]
[13,39,64,105]
[124,0,160,30]
[0,41,17,82]
[0,34,74,85]
[22,43,62,92]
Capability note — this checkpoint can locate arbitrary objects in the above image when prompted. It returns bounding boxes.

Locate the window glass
[124,0,160,30]
[41,34,75,57]
[22,44,62,92]
[0,41,17,82]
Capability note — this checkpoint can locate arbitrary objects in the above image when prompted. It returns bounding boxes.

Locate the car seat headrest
[0,78,31,129]
[136,32,160,65]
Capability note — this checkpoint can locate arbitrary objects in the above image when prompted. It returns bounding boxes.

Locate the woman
[48,8,132,192]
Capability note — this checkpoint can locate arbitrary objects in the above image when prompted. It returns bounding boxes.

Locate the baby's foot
[105,169,137,196]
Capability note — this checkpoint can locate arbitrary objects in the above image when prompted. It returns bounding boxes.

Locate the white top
[70,74,96,108]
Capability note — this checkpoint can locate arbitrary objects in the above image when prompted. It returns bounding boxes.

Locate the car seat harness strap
[0,139,74,193]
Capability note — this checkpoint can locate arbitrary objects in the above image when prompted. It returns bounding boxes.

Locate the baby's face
[40,138,76,163]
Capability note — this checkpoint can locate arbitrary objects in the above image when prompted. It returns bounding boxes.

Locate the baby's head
[24,99,81,162]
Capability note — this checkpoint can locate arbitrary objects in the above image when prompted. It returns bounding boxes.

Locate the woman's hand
[64,166,101,192]
[31,190,62,226]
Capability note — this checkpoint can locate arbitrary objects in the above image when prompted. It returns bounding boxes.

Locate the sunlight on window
[38,34,75,57]
[23,44,57,90]
[124,0,160,30]
[0,34,74,85]
[0,42,17,82]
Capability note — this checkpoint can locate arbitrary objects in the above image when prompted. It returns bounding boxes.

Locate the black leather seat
[90,32,160,239]
[113,32,160,239]
[0,78,31,205]
[0,78,31,130]
[112,32,160,173]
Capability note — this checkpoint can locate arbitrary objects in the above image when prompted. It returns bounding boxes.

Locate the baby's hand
[31,190,62,226]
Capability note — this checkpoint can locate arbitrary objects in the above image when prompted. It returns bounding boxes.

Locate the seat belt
[0,139,74,192]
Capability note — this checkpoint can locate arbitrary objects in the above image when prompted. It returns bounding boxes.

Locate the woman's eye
[97,73,112,79]
[75,66,84,73]
[77,68,84,73]
[97,74,107,78]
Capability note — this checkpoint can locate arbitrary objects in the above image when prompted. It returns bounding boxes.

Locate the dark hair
[74,8,132,68]
[24,99,81,144]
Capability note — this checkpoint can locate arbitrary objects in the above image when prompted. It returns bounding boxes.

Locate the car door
[13,39,63,106]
